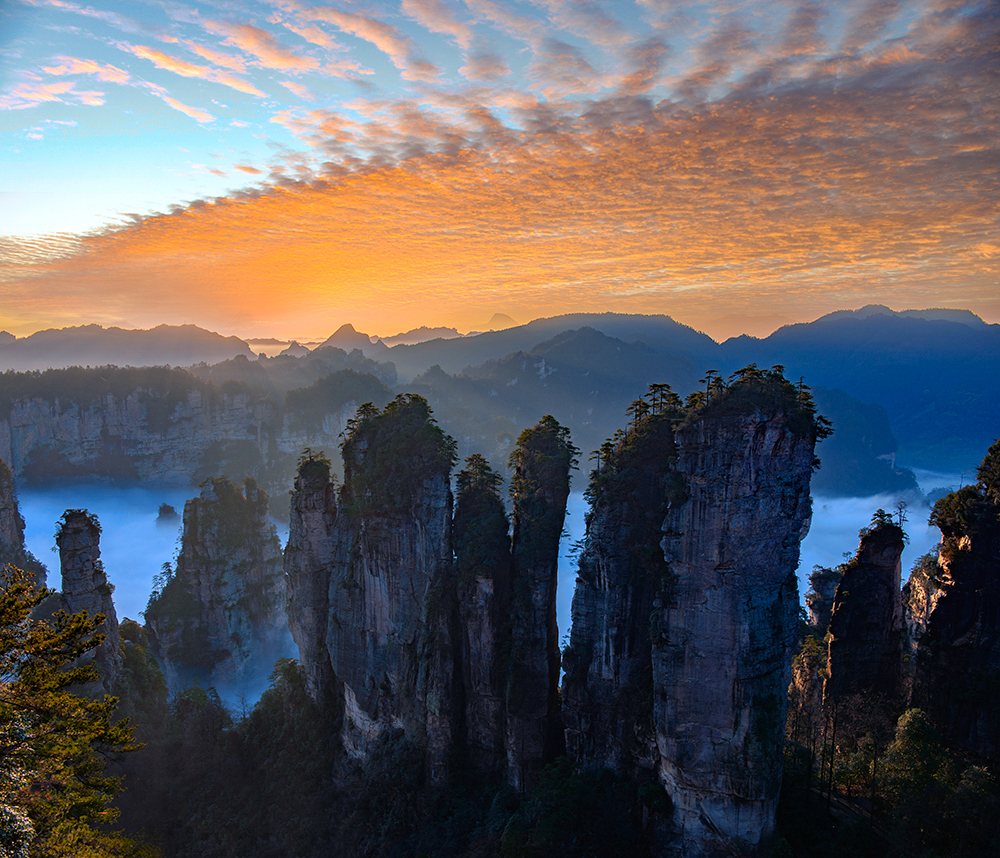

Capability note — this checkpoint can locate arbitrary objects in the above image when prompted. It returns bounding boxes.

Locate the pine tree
[0,567,148,857]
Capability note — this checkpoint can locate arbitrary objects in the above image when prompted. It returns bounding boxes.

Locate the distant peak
[486,313,517,330]
[333,323,358,335]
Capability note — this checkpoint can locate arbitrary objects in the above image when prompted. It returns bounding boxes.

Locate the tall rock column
[452,454,511,772]
[506,415,575,790]
[321,395,455,767]
[56,510,121,693]
[651,375,819,857]
[145,476,287,691]
[825,517,905,722]
[285,453,339,701]
[563,394,685,773]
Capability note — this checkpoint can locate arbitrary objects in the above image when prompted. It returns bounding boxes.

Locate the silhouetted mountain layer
[0,324,254,371]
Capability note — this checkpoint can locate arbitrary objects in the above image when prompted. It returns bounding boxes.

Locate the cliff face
[0,367,371,488]
[285,457,339,701]
[451,454,511,773]
[909,441,1000,761]
[825,520,906,714]
[565,375,820,858]
[654,396,815,858]
[56,510,121,693]
[145,476,287,691]
[0,457,46,585]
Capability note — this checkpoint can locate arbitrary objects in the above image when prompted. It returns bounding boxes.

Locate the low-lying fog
[17,466,962,686]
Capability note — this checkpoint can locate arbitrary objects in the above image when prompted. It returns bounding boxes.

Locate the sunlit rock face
[0,457,46,586]
[565,376,819,858]
[826,522,905,700]
[56,509,121,693]
[145,476,286,691]
[909,447,1000,761]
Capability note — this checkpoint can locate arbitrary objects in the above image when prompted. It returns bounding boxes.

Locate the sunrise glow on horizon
[1,0,997,341]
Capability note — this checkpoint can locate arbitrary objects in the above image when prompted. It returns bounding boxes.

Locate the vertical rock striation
[908,438,1000,761]
[825,518,906,716]
[145,476,287,691]
[313,395,456,766]
[565,372,822,857]
[505,417,575,790]
[0,457,46,586]
[56,510,121,693]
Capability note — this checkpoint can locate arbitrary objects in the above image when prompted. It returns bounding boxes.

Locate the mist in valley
[18,467,957,698]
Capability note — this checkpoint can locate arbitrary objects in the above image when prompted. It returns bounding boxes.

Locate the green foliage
[929,484,995,539]
[977,436,1000,506]
[340,394,457,516]
[296,447,333,483]
[0,567,141,857]
[283,369,392,433]
[453,455,509,581]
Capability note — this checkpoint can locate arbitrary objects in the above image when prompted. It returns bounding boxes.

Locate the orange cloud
[123,44,266,96]
[41,55,131,84]
[0,79,104,109]
[201,19,321,73]
[304,7,440,81]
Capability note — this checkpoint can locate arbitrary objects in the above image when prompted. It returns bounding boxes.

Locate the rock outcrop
[145,476,287,691]
[825,518,906,713]
[0,457,46,585]
[908,438,1000,761]
[804,565,842,635]
[55,509,121,693]
[564,373,821,858]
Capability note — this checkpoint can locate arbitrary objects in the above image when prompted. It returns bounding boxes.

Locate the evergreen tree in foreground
[0,566,149,857]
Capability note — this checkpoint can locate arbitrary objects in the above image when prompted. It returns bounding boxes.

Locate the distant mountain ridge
[0,324,254,371]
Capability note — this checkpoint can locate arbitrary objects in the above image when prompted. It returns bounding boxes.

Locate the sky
[1,0,997,341]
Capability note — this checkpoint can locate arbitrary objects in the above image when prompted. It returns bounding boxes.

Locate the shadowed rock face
[56,510,121,693]
[826,522,906,711]
[505,417,575,790]
[654,405,815,858]
[909,446,1000,761]
[0,458,46,586]
[565,375,820,858]
[145,476,286,691]
[285,458,339,702]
